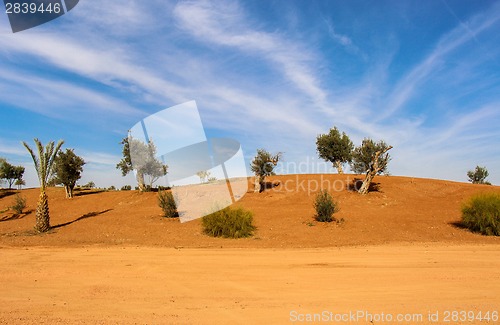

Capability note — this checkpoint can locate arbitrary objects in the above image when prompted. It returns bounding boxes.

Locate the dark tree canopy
[467,166,490,184]
[250,149,282,193]
[116,135,168,191]
[51,149,85,198]
[250,149,281,178]
[316,127,353,173]
[0,159,25,189]
[350,138,392,175]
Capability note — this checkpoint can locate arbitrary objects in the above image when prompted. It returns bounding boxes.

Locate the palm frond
[22,141,41,183]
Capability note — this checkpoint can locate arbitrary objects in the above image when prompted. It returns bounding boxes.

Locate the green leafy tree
[250,149,282,193]
[316,127,354,174]
[117,135,168,191]
[15,178,26,190]
[0,160,25,189]
[467,166,490,184]
[22,138,64,232]
[351,138,392,195]
[51,149,85,198]
[0,157,5,186]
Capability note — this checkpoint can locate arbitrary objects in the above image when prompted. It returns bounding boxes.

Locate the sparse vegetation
[22,138,64,232]
[0,159,25,190]
[467,166,490,185]
[461,193,500,236]
[202,206,255,238]
[158,190,179,218]
[116,134,168,191]
[251,149,282,193]
[51,149,85,198]
[351,138,392,195]
[83,181,96,189]
[314,189,339,222]
[196,170,210,183]
[316,127,354,174]
[11,193,27,214]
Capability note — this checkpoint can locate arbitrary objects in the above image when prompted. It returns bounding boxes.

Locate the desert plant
[117,134,168,191]
[158,190,179,218]
[351,138,392,194]
[251,149,282,193]
[22,138,64,232]
[316,127,354,174]
[314,189,339,222]
[0,159,25,189]
[467,166,490,184]
[461,193,500,236]
[11,194,27,214]
[51,149,85,198]
[121,185,132,191]
[202,206,255,238]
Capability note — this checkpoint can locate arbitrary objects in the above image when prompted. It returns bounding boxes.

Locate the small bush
[158,190,179,218]
[202,207,255,238]
[121,185,132,191]
[462,193,500,236]
[11,194,26,214]
[314,189,339,222]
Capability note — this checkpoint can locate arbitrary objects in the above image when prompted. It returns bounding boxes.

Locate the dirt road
[1,244,499,324]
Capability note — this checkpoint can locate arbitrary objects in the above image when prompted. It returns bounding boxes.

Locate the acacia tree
[22,138,64,232]
[316,127,354,174]
[467,166,490,184]
[351,138,392,195]
[0,160,25,189]
[250,149,282,193]
[116,135,167,191]
[196,170,210,183]
[51,149,85,198]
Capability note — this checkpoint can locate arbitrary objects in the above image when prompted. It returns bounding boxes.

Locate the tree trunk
[358,171,375,195]
[358,146,393,195]
[334,161,344,174]
[64,185,75,198]
[34,190,50,232]
[136,171,146,192]
[254,175,262,193]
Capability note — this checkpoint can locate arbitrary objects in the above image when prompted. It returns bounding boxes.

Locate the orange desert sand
[1,174,499,324]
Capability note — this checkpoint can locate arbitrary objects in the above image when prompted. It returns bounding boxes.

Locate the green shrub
[121,185,132,191]
[202,207,255,238]
[462,193,500,236]
[158,190,179,218]
[314,189,338,222]
[11,193,26,214]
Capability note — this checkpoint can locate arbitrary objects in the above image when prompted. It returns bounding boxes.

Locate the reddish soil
[0,175,499,324]
[0,175,499,248]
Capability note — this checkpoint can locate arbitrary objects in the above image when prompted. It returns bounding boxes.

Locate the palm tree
[22,138,64,232]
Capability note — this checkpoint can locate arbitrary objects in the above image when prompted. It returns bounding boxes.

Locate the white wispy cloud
[173,0,327,105]
[381,2,500,119]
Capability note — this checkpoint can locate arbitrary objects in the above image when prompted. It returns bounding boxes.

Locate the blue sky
[0,0,499,188]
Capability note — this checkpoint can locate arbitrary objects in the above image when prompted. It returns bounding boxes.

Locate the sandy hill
[1,174,499,248]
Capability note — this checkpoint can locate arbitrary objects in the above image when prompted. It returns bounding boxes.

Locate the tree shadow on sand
[0,209,34,222]
[52,209,112,229]
[73,189,106,197]
[0,190,17,199]
[347,178,381,193]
